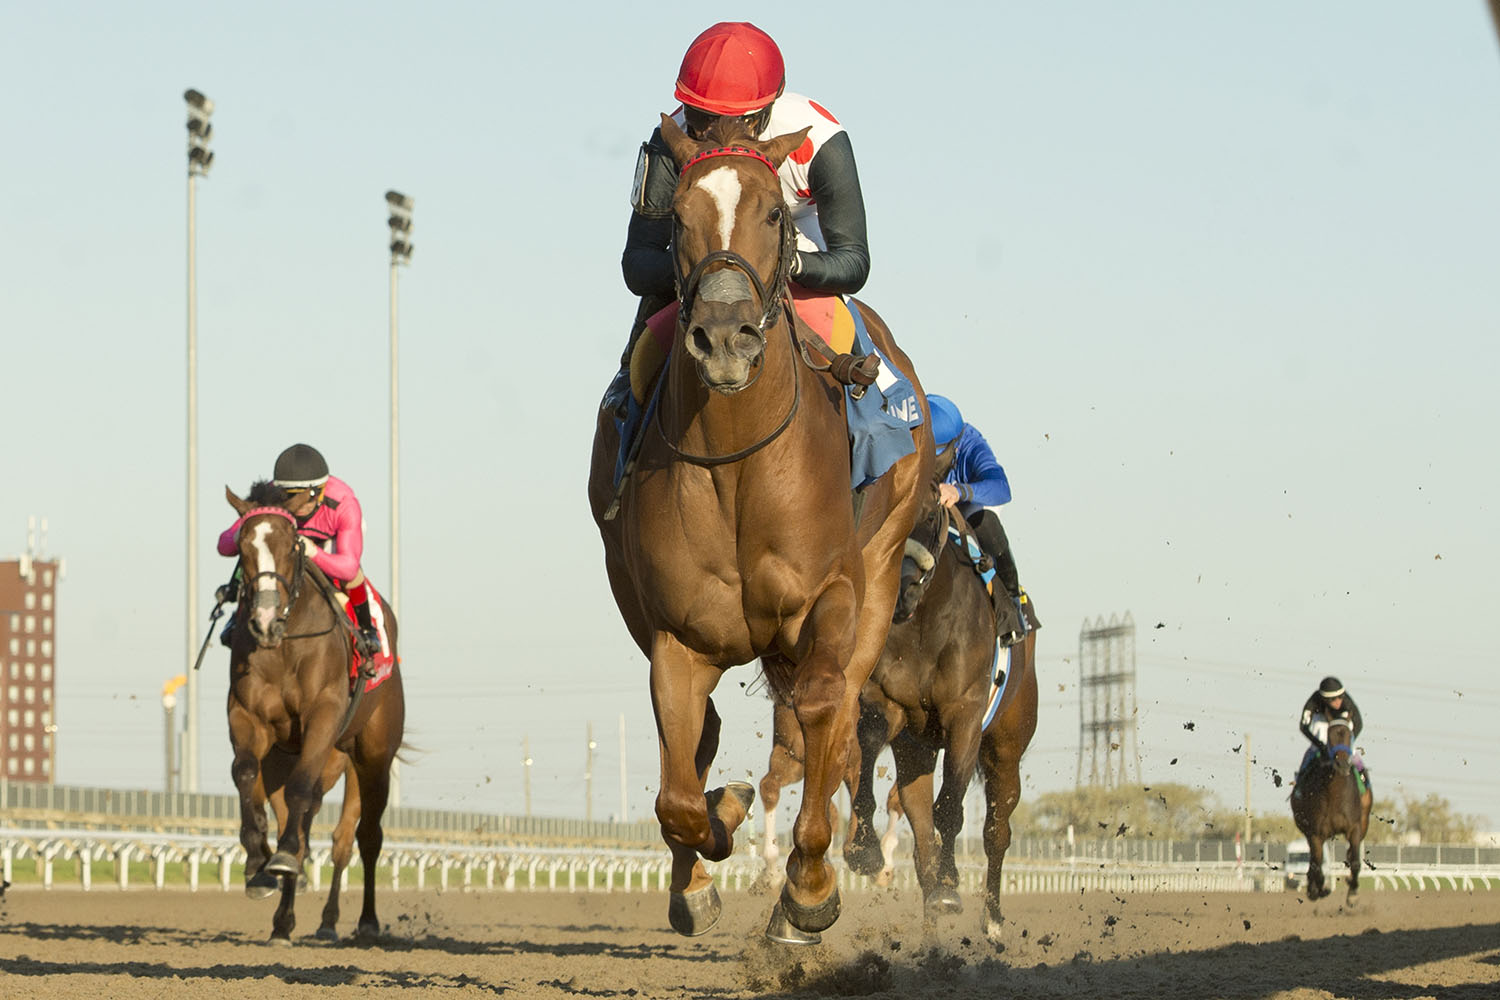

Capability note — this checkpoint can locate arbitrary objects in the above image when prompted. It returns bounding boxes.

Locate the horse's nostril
[690,328,712,357]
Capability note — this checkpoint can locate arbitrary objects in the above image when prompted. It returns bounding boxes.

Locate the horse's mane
[246,479,292,508]
[700,116,757,147]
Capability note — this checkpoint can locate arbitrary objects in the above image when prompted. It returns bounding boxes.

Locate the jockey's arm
[216,520,242,557]
[305,496,364,585]
[951,428,1012,508]
[621,131,677,301]
[1299,699,1323,746]
[791,131,869,294]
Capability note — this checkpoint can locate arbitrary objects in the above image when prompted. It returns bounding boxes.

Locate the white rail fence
[4,828,1495,895]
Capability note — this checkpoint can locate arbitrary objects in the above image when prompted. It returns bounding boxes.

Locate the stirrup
[356,628,382,659]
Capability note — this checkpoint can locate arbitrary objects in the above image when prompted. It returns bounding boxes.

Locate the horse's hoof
[668,883,723,937]
[264,852,300,877]
[245,870,280,900]
[780,883,841,933]
[266,934,293,948]
[763,901,822,946]
[314,926,339,942]
[706,782,756,825]
[924,887,963,917]
[982,906,1006,949]
[356,920,382,941]
[843,831,886,877]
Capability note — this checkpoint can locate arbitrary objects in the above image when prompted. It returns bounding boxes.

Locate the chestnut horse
[224,482,405,943]
[1291,717,1371,901]
[841,486,1039,943]
[587,116,931,939]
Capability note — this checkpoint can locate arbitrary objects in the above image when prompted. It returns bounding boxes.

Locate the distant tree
[1386,791,1479,843]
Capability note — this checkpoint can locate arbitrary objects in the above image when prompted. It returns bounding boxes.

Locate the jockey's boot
[349,589,383,659]
[220,619,236,648]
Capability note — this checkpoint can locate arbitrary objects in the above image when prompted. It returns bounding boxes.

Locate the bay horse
[841,484,1039,944]
[224,482,405,943]
[587,115,931,939]
[1291,717,1370,901]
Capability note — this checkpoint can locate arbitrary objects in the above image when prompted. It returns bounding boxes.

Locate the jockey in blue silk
[1295,675,1372,806]
[928,394,1033,645]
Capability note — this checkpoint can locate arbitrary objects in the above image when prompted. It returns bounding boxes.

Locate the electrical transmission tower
[1077,612,1141,789]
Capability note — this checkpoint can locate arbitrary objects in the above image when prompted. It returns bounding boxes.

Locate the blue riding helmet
[928,394,963,448]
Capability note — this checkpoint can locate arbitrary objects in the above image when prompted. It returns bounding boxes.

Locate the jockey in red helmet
[602,21,873,416]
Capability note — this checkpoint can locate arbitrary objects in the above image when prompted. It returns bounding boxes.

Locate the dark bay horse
[1291,717,1370,901]
[587,116,931,939]
[225,482,405,943]
[841,488,1039,943]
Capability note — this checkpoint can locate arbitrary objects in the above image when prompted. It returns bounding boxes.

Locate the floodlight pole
[385,190,412,808]
[184,88,214,794]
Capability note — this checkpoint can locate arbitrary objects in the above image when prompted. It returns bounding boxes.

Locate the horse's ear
[659,113,697,168]
[226,485,251,515]
[761,126,812,169]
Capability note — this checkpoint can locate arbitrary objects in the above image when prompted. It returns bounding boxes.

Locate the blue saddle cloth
[612,302,923,491]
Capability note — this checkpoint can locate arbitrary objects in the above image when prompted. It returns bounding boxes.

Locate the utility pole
[619,713,628,822]
[585,722,596,823]
[523,734,533,818]
[1243,732,1253,848]
[384,191,412,809]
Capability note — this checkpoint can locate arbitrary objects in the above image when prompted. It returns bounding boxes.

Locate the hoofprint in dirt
[1,885,1497,999]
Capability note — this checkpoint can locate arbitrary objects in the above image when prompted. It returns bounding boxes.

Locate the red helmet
[674,22,785,116]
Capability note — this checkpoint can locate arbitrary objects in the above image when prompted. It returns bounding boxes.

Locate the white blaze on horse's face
[250,521,281,633]
[695,166,742,251]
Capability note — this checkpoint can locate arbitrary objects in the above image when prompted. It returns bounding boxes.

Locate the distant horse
[842,487,1039,943]
[1291,717,1370,901]
[224,483,405,943]
[587,115,931,939]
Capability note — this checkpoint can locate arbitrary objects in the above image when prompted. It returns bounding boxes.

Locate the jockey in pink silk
[218,443,385,657]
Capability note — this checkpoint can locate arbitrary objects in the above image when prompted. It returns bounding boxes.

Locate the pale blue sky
[4,2,1498,832]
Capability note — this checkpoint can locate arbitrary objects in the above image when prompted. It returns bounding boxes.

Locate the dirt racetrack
[1,883,1497,1000]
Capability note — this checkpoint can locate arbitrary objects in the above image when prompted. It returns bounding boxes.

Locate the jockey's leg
[602,301,662,417]
[344,572,383,658]
[968,509,1025,644]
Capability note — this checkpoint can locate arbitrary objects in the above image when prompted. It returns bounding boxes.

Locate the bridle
[656,145,801,467]
[235,507,339,642]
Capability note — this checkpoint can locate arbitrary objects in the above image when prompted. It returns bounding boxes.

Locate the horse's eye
[768,206,782,226]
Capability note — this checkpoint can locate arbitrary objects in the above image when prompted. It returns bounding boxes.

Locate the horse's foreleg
[1306,834,1327,900]
[843,696,895,877]
[229,706,275,898]
[266,707,341,879]
[876,783,904,887]
[781,584,861,934]
[890,732,941,908]
[928,704,985,915]
[651,634,746,936]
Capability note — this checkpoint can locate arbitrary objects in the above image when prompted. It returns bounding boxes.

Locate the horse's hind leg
[928,708,986,918]
[979,636,1038,945]
[318,755,360,941]
[757,697,802,884]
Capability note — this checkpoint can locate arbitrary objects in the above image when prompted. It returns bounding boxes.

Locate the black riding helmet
[273,444,329,490]
[1319,676,1345,699]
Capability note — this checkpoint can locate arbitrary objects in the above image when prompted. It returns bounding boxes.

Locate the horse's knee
[657,789,709,847]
